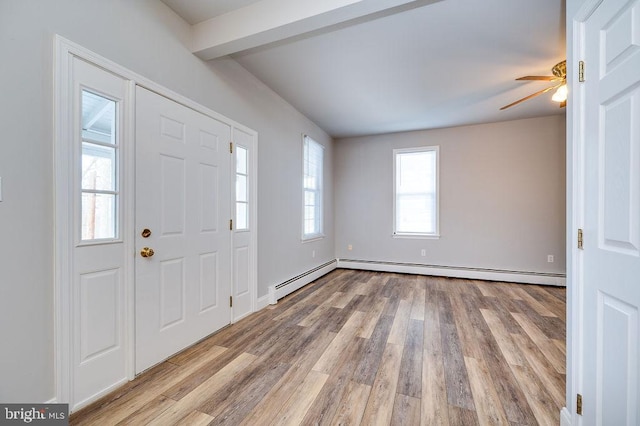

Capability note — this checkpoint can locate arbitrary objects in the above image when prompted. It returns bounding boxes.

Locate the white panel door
[232,128,256,321]
[135,87,232,373]
[581,0,640,423]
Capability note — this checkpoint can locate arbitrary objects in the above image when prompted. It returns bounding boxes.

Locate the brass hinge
[230,142,233,153]
[577,393,583,415]
[579,61,585,82]
[230,219,233,230]
[229,296,233,307]
[578,228,584,250]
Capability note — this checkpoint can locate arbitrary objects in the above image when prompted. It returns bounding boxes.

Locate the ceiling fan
[500,60,567,110]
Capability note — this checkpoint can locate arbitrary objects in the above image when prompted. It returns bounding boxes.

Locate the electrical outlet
[348,244,353,251]
[547,255,554,263]
[421,249,426,257]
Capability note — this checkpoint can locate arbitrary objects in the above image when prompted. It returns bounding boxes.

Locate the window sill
[76,238,123,247]
[393,233,440,240]
[302,234,325,243]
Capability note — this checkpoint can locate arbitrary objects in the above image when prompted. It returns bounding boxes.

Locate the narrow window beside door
[235,145,249,230]
[80,90,119,241]
[393,146,439,237]
[302,135,324,240]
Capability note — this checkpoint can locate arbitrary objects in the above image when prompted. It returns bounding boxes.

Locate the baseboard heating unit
[336,259,566,286]
[267,260,337,304]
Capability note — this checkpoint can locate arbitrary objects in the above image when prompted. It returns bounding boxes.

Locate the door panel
[79,268,121,362]
[159,258,185,328]
[200,252,219,311]
[160,155,186,235]
[598,294,638,425]
[235,246,250,296]
[602,90,639,254]
[135,87,231,374]
[582,0,640,423]
[200,164,219,232]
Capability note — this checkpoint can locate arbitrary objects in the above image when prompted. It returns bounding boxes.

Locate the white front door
[135,87,232,373]
[580,0,640,423]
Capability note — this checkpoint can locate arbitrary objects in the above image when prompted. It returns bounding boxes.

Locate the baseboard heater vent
[337,259,566,286]
[268,259,337,304]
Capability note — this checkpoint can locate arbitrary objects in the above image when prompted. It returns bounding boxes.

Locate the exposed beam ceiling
[161,0,566,137]
[190,0,441,60]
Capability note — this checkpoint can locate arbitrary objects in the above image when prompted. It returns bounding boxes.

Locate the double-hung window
[303,135,324,240]
[393,146,439,237]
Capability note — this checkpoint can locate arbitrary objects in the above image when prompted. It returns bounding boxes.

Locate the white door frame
[566,7,585,422]
[567,2,592,423]
[53,35,258,410]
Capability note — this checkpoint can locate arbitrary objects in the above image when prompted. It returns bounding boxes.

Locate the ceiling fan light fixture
[501,60,568,110]
[552,84,568,102]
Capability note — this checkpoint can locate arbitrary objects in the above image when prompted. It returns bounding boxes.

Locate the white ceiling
[162,0,566,138]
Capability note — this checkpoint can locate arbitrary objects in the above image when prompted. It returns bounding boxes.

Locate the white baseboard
[256,294,270,310]
[560,407,572,426]
[232,311,254,323]
[45,397,58,404]
[71,377,128,413]
[337,259,566,286]
[268,260,337,303]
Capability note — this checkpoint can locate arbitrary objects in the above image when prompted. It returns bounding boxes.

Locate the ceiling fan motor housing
[552,60,567,78]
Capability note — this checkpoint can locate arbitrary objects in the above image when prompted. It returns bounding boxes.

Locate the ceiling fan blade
[500,82,564,110]
[516,76,563,81]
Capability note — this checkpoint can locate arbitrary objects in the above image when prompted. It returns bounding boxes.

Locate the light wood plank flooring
[70,269,566,425]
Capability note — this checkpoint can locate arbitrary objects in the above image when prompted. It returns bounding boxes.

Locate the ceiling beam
[192,0,435,60]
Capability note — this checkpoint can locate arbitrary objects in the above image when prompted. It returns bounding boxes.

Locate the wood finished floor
[70,269,566,425]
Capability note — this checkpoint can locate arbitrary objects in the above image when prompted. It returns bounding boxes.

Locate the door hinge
[579,61,585,82]
[578,228,584,250]
[230,142,233,154]
[230,219,233,230]
[577,393,583,415]
[229,296,233,307]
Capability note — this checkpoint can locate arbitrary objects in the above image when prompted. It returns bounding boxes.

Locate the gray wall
[0,0,333,402]
[334,115,566,274]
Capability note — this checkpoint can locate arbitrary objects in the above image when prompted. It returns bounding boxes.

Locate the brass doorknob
[140,247,155,258]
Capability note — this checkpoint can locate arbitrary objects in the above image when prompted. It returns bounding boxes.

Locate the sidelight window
[80,90,119,241]
[235,145,249,230]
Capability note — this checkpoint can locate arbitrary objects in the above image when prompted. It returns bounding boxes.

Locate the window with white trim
[303,135,324,240]
[393,146,439,236]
